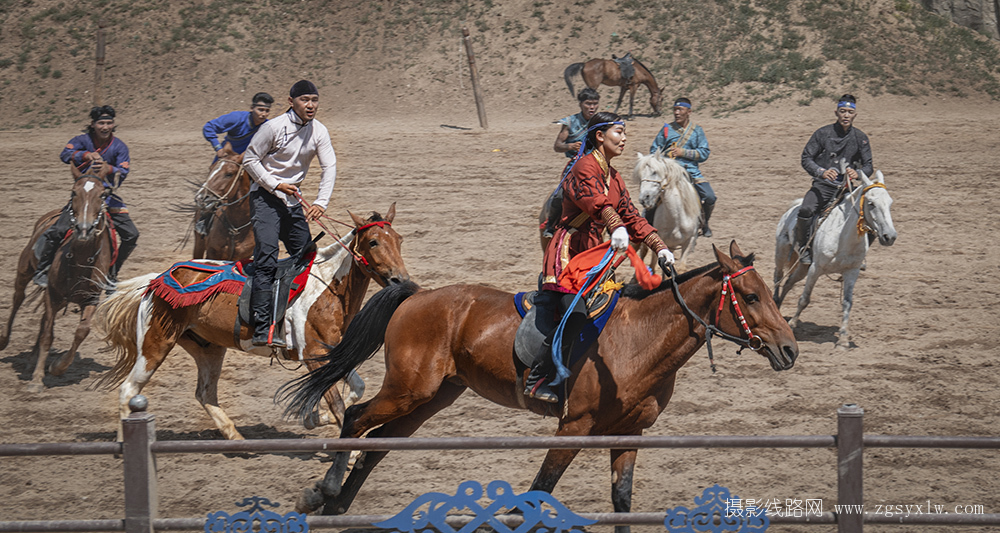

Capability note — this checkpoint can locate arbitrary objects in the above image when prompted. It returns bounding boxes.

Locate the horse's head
[196,146,246,210]
[68,175,109,240]
[858,171,897,247]
[713,241,798,371]
[632,152,689,210]
[349,202,410,287]
[650,89,662,116]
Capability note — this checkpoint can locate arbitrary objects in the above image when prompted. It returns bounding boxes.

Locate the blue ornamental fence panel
[205,497,309,533]
[664,484,769,533]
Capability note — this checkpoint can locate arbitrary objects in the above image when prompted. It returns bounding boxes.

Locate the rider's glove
[657,248,675,264]
[610,227,629,251]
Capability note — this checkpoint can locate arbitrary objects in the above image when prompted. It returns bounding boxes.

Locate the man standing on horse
[202,92,274,159]
[794,94,873,265]
[34,105,137,291]
[542,88,601,238]
[243,80,336,347]
[649,97,715,237]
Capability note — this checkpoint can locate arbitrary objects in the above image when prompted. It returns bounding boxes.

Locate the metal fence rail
[1,402,998,533]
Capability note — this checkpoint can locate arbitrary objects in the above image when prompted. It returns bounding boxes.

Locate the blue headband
[837,101,856,109]
[673,102,692,109]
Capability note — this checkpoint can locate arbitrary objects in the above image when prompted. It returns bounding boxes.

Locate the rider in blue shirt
[543,88,600,238]
[202,92,273,158]
[34,105,138,291]
[649,97,715,237]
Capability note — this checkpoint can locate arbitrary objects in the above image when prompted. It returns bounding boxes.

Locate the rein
[856,182,886,237]
[659,258,763,373]
[291,191,390,275]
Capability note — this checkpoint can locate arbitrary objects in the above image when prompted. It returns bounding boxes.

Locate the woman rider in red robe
[526,111,675,402]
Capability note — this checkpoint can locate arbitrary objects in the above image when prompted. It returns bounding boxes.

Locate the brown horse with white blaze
[0,165,116,392]
[564,57,662,116]
[280,241,797,529]
[95,205,409,440]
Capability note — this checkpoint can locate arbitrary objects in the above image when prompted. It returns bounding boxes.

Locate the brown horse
[564,56,662,116]
[191,146,254,260]
[95,205,409,440]
[0,166,116,392]
[280,241,797,526]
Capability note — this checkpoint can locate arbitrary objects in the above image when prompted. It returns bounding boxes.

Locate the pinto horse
[191,146,254,260]
[0,165,116,392]
[564,56,662,116]
[95,205,409,440]
[280,241,797,526]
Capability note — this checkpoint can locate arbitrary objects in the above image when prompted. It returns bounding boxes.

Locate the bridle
[856,182,887,237]
[660,258,763,373]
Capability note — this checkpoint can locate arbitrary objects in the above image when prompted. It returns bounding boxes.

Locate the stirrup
[797,247,812,265]
[32,269,49,288]
[524,378,559,403]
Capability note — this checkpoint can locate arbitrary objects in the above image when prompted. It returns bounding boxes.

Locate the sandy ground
[0,96,998,532]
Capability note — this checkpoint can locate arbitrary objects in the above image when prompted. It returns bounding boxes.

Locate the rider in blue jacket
[202,92,273,158]
[34,105,137,291]
[649,97,715,236]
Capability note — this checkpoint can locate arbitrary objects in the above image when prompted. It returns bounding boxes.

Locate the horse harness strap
[664,261,762,373]
[856,183,886,237]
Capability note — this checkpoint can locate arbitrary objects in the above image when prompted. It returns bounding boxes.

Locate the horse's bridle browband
[660,259,763,373]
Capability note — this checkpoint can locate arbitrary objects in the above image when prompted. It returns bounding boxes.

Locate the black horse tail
[564,62,584,96]
[276,280,421,423]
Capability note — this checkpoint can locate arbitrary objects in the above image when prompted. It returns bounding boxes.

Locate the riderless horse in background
[633,152,701,272]
[95,205,409,440]
[564,55,662,117]
[0,165,117,392]
[774,171,896,348]
[279,241,797,530]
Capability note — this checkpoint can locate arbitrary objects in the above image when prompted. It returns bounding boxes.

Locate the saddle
[512,276,620,369]
[612,52,635,82]
[235,242,318,347]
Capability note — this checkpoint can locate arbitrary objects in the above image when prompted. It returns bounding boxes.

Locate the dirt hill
[1,0,999,130]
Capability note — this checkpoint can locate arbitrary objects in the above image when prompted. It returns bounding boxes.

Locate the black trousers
[798,180,843,220]
[109,211,139,272]
[249,189,311,294]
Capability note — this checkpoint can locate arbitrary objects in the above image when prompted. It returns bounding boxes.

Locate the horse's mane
[631,56,654,79]
[620,252,756,300]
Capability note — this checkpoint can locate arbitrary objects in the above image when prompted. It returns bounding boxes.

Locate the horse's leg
[192,230,206,259]
[178,336,242,440]
[610,447,639,533]
[615,86,627,114]
[28,294,59,393]
[116,316,181,441]
[836,268,861,350]
[776,262,808,311]
[343,370,366,408]
[301,381,468,515]
[48,303,96,376]
[0,266,31,351]
[788,265,820,329]
[628,84,637,117]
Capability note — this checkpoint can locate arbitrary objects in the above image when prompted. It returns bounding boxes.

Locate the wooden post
[94,19,107,107]
[122,395,157,533]
[837,403,864,533]
[461,27,488,129]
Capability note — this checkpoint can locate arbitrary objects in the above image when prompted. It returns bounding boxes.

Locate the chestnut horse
[564,56,662,116]
[95,205,409,440]
[191,146,254,260]
[280,241,797,528]
[0,166,116,392]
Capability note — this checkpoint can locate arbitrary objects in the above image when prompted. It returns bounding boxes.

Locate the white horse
[633,152,702,271]
[773,171,897,348]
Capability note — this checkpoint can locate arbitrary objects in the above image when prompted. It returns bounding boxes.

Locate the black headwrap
[289,80,318,99]
[90,105,116,122]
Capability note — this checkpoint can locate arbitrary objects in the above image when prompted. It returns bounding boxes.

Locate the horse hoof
[787,318,799,328]
[836,339,851,350]
[296,485,325,514]
[26,382,44,394]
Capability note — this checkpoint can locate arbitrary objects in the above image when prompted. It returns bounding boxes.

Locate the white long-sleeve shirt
[243,109,337,209]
